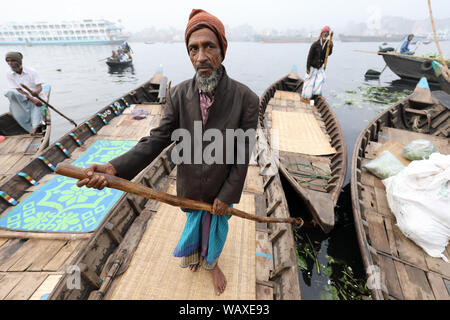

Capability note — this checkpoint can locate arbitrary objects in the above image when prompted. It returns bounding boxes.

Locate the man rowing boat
[75,9,259,296]
[4,52,46,134]
[301,26,333,104]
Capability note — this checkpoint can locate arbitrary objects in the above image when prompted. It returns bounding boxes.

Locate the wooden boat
[258,68,347,233]
[380,52,440,83]
[106,58,133,68]
[0,85,51,186]
[350,81,450,300]
[0,70,166,300]
[0,71,302,300]
[432,61,450,94]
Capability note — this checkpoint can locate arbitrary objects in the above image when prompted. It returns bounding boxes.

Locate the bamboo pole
[55,163,304,226]
[20,83,78,127]
[323,32,334,70]
[427,0,450,80]
[427,0,449,73]
[0,229,91,240]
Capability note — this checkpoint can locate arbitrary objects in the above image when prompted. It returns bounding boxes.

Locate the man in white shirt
[5,52,45,134]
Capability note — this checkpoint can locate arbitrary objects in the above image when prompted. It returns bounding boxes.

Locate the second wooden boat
[381,52,440,83]
[0,85,51,185]
[351,79,450,300]
[259,68,347,233]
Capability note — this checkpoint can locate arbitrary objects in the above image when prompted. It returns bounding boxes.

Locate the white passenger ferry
[0,19,129,45]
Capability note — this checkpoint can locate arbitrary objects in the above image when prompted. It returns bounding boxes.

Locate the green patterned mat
[0,140,137,232]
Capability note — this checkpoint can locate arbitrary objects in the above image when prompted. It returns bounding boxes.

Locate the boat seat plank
[44,240,87,272]
[256,230,273,283]
[394,262,435,300]
[9,239,59,272]
[29,274,63,300]
[426,272,450,300]
[0,239,38,272]
[4,272,47,300]
[366,213,391,254]
[28,240,68,272]
[425,255,450,279]
[393,226,428,271]
[377,254,404,299]
[0,273,25,299]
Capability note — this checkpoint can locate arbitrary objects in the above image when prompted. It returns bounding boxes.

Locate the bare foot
[210,264,227,296]
[188,263,199,272]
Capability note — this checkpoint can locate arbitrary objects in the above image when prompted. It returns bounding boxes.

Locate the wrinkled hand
[31,97,43,107]
[212,198,228,215]
[76,162,117,190]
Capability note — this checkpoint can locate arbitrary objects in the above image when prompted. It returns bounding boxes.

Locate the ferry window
[55,25,60,28]
[25,25,30,29]
[76,30,80,34]
[80,24,85,28]
[64,31,68,35]
[42,25,47,29]
[99,24,104,27]
[18,37,23,41]
[57,31,62,35]
[31,26,35,30]
[82,30,86,34]
[49,25,54,28]
[37,25,41,29]
[88,30,92,34]
[92,24,97,27]
[86,24,91,27]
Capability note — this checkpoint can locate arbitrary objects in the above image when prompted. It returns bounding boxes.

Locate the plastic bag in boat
[383,153,450,262]
[402,139,438,161]
[363,151,405,180]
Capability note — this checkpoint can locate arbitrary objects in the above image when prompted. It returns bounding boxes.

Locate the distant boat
[0,19,129,45]
[339,34,407,42]
[106,57,133,68]
[144,41,155,44]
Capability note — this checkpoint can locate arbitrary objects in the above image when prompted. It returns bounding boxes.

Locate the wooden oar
[20,83,78,127]
[323,31,333,70]
[55,163,304,226]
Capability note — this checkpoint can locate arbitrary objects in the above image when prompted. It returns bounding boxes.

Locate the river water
[1,40,448,299]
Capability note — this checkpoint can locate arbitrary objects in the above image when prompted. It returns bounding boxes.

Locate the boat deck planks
[351,93,450,300]
[105,163,275,300]
[0,91,165,300]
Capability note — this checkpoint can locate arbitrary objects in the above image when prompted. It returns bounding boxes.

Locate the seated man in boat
[111,50,119,61]
[76,9,259,296]
[400,34,415,55]
[301,26,333,104]
[4,52,46,135]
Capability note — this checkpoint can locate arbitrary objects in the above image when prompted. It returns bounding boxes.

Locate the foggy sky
[2,0,449,32]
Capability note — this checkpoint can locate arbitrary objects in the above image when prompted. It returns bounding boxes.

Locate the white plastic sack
[382,153,450,262]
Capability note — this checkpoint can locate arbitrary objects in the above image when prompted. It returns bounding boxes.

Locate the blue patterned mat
[0,140,137,232]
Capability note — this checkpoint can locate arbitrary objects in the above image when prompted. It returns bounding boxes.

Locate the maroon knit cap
[185,9,228,59]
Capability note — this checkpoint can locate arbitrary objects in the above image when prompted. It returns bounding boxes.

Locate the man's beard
[195,66,222,93]
[11,65,21,73]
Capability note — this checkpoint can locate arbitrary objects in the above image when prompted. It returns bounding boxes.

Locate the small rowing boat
[258,68,347,233]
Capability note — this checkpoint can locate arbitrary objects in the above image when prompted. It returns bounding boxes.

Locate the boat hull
[382,54,440,83]
[350,91,450,300]
[259,72,347,233]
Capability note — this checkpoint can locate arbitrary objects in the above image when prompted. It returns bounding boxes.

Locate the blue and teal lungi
[173,208,232,269]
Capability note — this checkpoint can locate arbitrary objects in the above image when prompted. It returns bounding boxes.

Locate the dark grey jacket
[110,65,259,206]
[307,39,333,71]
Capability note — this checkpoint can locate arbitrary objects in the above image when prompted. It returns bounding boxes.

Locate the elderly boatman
[301,26,333,104]
[76,9,259,296]
[5,52,46,135]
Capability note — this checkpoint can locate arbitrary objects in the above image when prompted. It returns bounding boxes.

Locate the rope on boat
[287,163,331,188]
